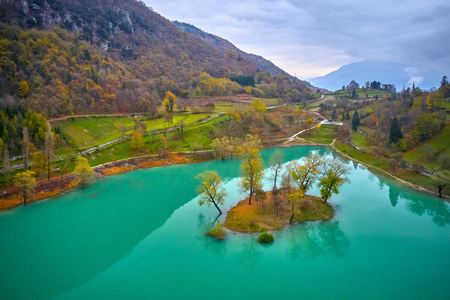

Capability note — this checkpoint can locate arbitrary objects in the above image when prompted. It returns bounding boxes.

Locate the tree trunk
[212,200,222,214]
[438,187,442,198]
[47,157,51,181]
[248,187,252,205]
[273,169,278,192]
[23,193,27,206]
[290,213,294,224]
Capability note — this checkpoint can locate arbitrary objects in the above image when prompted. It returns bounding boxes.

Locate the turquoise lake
[0,146,449,299]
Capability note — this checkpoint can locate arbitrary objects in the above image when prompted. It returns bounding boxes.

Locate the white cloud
[408,76,424,86]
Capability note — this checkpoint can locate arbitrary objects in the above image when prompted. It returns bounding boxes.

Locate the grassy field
[403,124,450,171]
[54,116,136,152]
[262,98,279,106]
[53,113,212,156]
[326,88,393,99]
[83,114,227,167]
[333,141,389,169]
[299,124,336,144]
[214,101,248,112]
[352,131,368,149]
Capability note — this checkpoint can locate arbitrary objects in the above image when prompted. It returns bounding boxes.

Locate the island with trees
[195,136,350,238]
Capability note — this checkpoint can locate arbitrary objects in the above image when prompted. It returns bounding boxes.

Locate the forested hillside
[0,0,313,118]
[173,21,296,80]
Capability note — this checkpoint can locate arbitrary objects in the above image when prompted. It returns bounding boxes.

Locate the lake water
[0,146,449,299]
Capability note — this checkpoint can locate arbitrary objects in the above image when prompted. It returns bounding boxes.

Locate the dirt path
[49,113,141,122]
[283,112,342,144]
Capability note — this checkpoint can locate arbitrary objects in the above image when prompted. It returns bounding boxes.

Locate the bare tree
[269,149,284,192]
[23,127,29,170]
[45,121,54,181]
[3,147,10,192]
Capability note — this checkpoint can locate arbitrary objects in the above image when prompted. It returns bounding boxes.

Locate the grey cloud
[145,0,450,78]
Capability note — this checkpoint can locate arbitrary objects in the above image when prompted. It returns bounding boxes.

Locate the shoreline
[328,142,449,201]
[0,152,212,211]
[1,143,447,212]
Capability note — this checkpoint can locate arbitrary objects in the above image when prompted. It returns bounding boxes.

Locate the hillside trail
[283,111,342,145]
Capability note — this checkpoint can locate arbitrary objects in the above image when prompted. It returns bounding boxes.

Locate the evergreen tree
[351,89,356,99]
[341,113,345,121]
[351,111,360,131]
[331,109,337,120]
[441,75,449,87]
[389,117,403,144]
[346,112,350,120]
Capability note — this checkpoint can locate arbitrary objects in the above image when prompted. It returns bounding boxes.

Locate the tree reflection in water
[381,181,450,226]
[402,190,450,226]
[287,221,350,261]
[197,213,227,257]
[236,237,263,272]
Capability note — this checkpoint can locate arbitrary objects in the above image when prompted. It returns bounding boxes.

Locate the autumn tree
[44,121,54,180]
[73,156,95,188]
[306,117,313,128]
[318,158,350,203]
[269,149,284,192]
[240,148,265,205]
[130,129,145,152]
[211,136,231,160]
[250,98,267,112]
[195,171,227,214]
[288,189,304,224]
[18,80,29,98]
[163,91,177,112]
[290,153,322,193]
[14,170,36,206]
[23,127,30,170]
[31,151,45,177]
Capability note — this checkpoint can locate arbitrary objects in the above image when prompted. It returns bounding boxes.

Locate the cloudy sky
[144,0,449,79]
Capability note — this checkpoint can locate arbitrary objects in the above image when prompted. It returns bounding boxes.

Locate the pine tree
[441,76,448,87]
[331,109,337,120]
[389,117,403,144]
[352,111,360,131]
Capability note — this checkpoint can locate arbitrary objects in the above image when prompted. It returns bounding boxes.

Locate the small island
[225,190,333,233]
[196,145,350,237]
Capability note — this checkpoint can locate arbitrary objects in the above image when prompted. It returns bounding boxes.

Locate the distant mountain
[173,21,295,80]
[309,61,444,91]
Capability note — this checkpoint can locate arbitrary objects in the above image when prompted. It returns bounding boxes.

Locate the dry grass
[225,190,333,233]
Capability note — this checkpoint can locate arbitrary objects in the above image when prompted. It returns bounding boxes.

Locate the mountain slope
[0,0,263,116]
[309,61,444,91]
[173,21,295,79]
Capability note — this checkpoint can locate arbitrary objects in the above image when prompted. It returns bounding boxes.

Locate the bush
[205,222,226,240]
[258,232,274,244]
